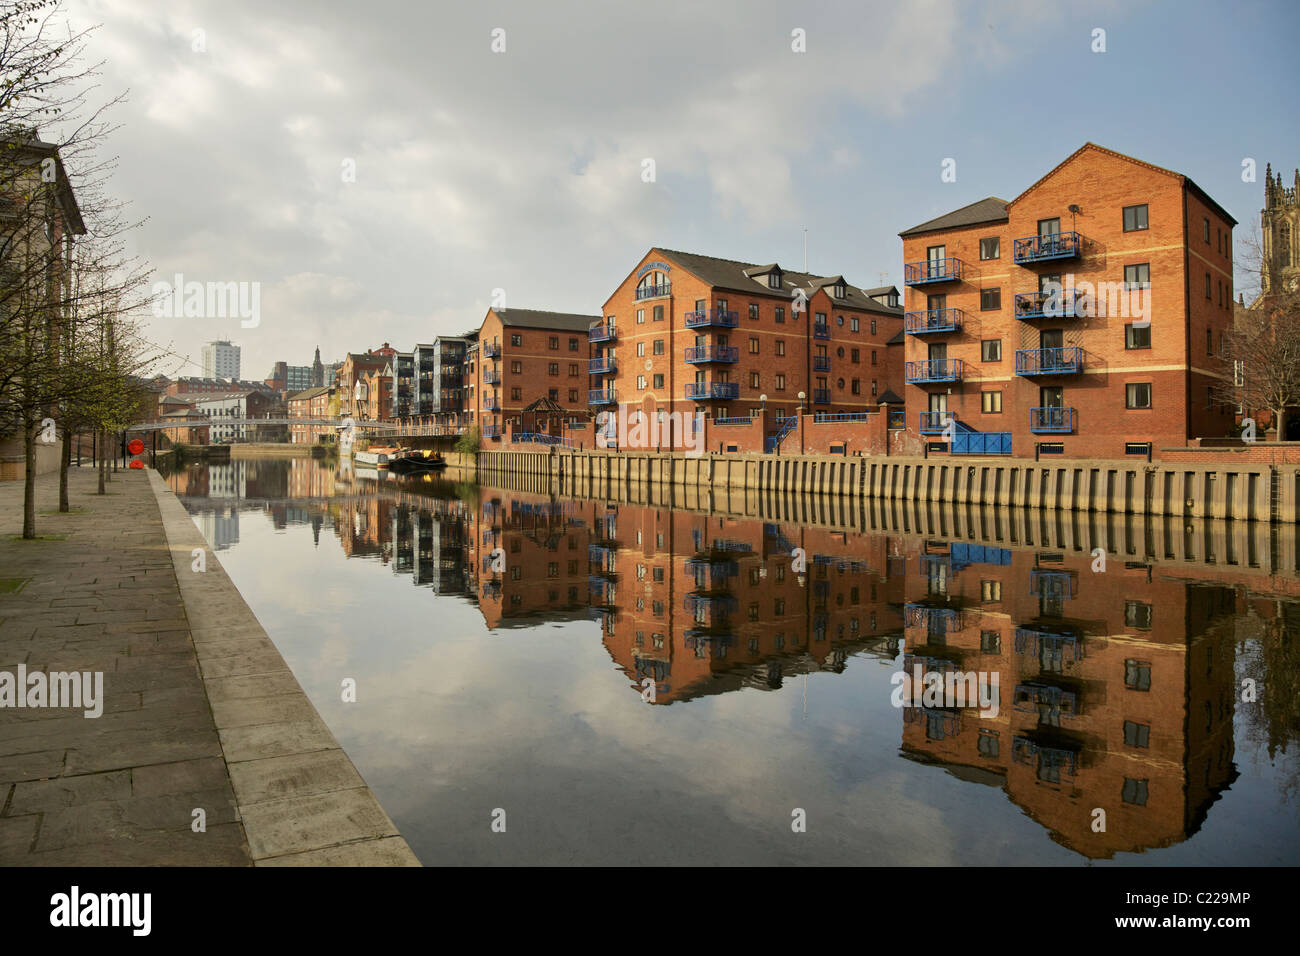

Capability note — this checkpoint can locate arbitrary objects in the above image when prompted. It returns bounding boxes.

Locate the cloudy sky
[57,0,1300,381]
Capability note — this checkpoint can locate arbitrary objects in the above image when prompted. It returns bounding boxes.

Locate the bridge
[125,417,404,433]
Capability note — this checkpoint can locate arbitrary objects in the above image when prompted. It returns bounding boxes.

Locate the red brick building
[469,308,600,444]
[594,248,904,450]
[336,350,391,422]
[899,143,1237,460]
[287,386,335,444]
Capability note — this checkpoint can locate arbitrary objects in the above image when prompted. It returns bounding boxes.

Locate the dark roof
[654,248,901,316]
[863,285,899,298]
[899,197,1009,238]
[521,396,566,414]
[288,386,332,402]
[886,329,905,345]
[490,308,600,332]
[879,389,905,404]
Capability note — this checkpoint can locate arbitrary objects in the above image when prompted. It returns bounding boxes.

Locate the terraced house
[899,143,1237,460]
[593,248,904,451]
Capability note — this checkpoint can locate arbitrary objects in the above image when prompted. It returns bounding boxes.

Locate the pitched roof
[898,197,1009,238]
[885,328,905,345]
[288,386,332,402]
[654,248,901,316]
[878,389,905,404]
[489,308,601,332]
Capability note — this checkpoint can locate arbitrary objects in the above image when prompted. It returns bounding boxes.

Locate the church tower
[1261,163,1300,295]
[312,346,324,387]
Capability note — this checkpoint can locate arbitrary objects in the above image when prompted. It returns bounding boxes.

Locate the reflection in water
[166,458,1300,865]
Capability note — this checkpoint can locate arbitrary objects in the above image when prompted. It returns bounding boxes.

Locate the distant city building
[312,347,325,387]
[201,340,240,380]
[1260,163,1299,298]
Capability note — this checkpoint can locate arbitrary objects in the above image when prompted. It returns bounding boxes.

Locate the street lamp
[760,393,768,414]
[797,391,805,414]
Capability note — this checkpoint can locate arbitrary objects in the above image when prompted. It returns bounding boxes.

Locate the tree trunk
[1278,408,1289,442]
[97,429,107,494]
[22,420,37,539]
[59,424,70,512]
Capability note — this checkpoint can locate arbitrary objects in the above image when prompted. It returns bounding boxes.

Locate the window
[1126,442,1152,457]
[851,379,860,395]
[836,377,845,389]
[652,340,664,356]
[653,305,664,322]
[980,288,1001,311]
[982,390,1002,413]
[1204,217,1210,243]
[871,350,877,366]
[569,337,579,351]
[568,389,578,402]
[1122,778,1149,806]
[1038,443,1064,455]
[548,362,559,376]
[546,336,557,350]
[1205,271,1212,299]
[851,317,859,332]
[636,342,645,357]
[979,237,1000,260]
[511,387,521,400]
[870,318,876,335]
[775,341,785,357]
[749,303,759,320]
[511,361,522,374]
[775,374,786,390]
[775,307,785,323]
[1124,659,1151,691]
[636,375,646,390]
[768,272,781,289]
[981,580,1001,603]
[1125,323,1151,349]
[749,337,760,354]
[1207,327,1213,353]
[1126,383,1152,409]
[511,334,522,347]
[1122,204,1148,232]
[980,630,1001,653]
[837,314,845,326]
[981,339,1002,362]
[750,372,760,388]
[636,308,645,324]
[851,348,860,364]
[548,388,558,400]
[978,730,999,758]
[1124,721,1150,748]
[1124,263,1150,289]
[1125,601,1153,629]
[653,373,664,388]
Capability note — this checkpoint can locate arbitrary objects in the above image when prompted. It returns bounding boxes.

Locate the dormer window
[834,281,846,299]
[888,293,898,308]
[768,270,782,289]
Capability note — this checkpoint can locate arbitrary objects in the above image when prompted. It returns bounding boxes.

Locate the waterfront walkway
[0,467,418,865]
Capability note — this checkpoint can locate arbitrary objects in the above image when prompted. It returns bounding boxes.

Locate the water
[166,456,1300,866]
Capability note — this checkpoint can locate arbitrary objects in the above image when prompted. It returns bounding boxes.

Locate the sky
[53,0,1300,381]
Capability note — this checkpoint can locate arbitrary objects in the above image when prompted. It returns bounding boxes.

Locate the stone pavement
[0,467,418,865]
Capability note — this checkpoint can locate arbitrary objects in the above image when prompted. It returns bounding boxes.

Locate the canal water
[165,457,1300,866]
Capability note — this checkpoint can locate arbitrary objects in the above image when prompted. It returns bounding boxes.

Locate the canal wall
[477,447,1298,522]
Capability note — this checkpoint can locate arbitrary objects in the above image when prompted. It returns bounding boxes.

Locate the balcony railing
[812,388,830,405]
[588,323,616,342]
[813,355,830,371]
[482,424,501,439]
[813,323,830,340]
[685,308,739,328]
[1015,347,1083,376]
[713,416,753,425]
[483,396,499,411]
[1013,231,1083,264]
[588,388,617,404]
[905,358,963,383]
[483,342,501,358]
[1014,288,1082,320]
[812,412,869,423]
[919,411,956,434]
[685,381,739,400]
[1029,406,1076,433]
[904,257,964,285]
[904,308,963,335]
[588,356,616,374]
[685,345,739,364]
[635,283,671,300]
[482,369,500,384]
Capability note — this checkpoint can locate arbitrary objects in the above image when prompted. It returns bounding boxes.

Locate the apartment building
[594,248,904,450]
[414,335,470,428]
[899,143,1237,460]
[336,350,391,421]
[470,308,600,443]
[287,385,335,443]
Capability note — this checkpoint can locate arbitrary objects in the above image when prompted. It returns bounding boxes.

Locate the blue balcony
[713,416,753,425]
[905,358,963,383]
[684,593,738,615]
[588,323,616,342]
[1029,406,1076,433]
[686,381,739,401]
[813,323,830,340]
[482,424,501,439]
[588,388,617,404]
[588,356,616,374]
[903,603,963,633]
[483,342,501,358]
[1015,347,1083,376]
[951,430,1011,455]
[919,411,956,434]
[685,308,739,329]
[482,369,500,384]
[685,345,739,364]
[1014,288,1082,320]
[813,355,830,371]
[1013,231,1083,264]
[904,308,963,335]
[812,388,830,405]
[635,283,671,301]
[483,396,499,411]
[904,257,964,285]
[1013,626,1083,662]
[1029,568,1077,599]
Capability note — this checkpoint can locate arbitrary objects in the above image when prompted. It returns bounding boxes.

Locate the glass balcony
[483,342,501,358]
[905,358,963,383]
[482,424,501,439]
[634,283,671,300]
[588,356,616,374]
[685,308,739,328]
[589,323,616,342]
[1015,347,1083,376]
[482,369,500,384]
[1013,231,1083,264]
[1029,406,1076,433]
[904,257,964,285]
[904,308,963,335]
[813,355,830,371]
[685,345,739,364]
[813,323,830,339]
[685,381,739,400]
[483,396,499,411]
[812,388,830,404]
[1014,288,1082,320]
[588,388,617,404]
